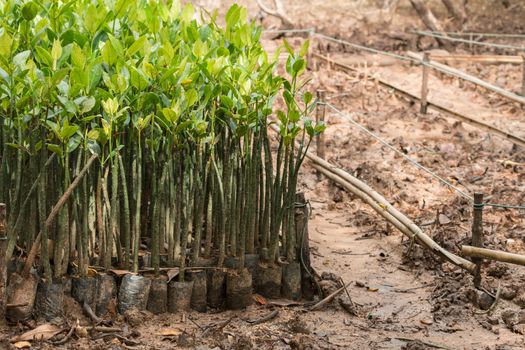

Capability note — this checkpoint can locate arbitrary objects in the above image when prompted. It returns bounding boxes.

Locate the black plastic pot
[168,280,194,313]
[255,263,282,299]
[118,274,151,313]
[226,268,253,310]
[147,276,168,314]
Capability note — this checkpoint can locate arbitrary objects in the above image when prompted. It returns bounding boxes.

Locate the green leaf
[129,67,149,90]
[282,39,294,56]
[292,58,305,76]
[35,46,52,67]
[126,36,147,57]
[87,140,101,156]
[21,1,39,21]
[0,31,13,57]
[47,143,63,158]
[299,40,310,57]
[180,3,194,23]
[71,43,85,68]
[77,96,96,114]
[51,39,62,64]
[101,41,117,65]
[13,50,31,67]
[60,125,79,140]
[57,95,77,114]
[303,91,313,105]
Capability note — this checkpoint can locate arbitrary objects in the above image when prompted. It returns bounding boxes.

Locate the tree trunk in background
[409,0,453,51]
[441,0,467,23]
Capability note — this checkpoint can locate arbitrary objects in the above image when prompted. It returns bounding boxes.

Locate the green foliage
[0,0,324,277]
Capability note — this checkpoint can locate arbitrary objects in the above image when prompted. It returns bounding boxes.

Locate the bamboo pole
[471,193,483,288]
[521,54,525,98]
[408,51,525,105]
[316,90,326,160]
[305,155,475,273]
[430,54,522,64]
[420,52,429,114]
[313,52,525,148]
[462,246,525,266]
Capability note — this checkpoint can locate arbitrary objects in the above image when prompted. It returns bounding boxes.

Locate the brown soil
[3,1,525,349]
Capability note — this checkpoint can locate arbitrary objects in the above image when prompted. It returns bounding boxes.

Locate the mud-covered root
[35,278,65,321]
[118,274,151,314]
[168,280,194,312]
[95,274,117,317]
[6,272,38,322]
[190,271,207,313]
[256,263,282,299]
[72,276,98,309]
[147,276,168,314]
[226,268,253,310]
[206,269,225,309]
[282,262,302,300]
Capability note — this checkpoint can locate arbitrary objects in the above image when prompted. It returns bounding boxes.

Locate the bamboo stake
[316,90,326,160]
[462,246,525,266]
[420,52,429,114]
[521,53,525,98]
[471,193,484,288]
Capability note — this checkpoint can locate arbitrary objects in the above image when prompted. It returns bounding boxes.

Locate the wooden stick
[83,302,102,324]
[313,53,525,148]
[6,302,29,308]
[408,51,525,105]
[52,326,75,345]
[471,193,484,288]
[245,310,279,325]
[462,246,525,266]
[420,52,430,114]
[309,283,350,311]
[474,281,501,315]
[395,337,457,350]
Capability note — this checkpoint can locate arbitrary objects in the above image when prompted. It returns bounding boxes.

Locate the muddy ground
[2,0,525,349]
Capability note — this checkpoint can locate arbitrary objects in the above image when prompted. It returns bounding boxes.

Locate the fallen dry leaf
[158,328,182,336]
[253,294,267,305]
[167,268,180,282]
[367,287,379,292]
[11,324,62,343]
[13,341,31,349]
[438,214,451,225]
[110,269,131,276]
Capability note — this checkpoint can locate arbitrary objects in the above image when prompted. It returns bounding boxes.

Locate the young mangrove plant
[0,0,324,295]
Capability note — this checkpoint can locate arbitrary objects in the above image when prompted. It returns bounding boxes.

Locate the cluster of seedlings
[0,0,324,320]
